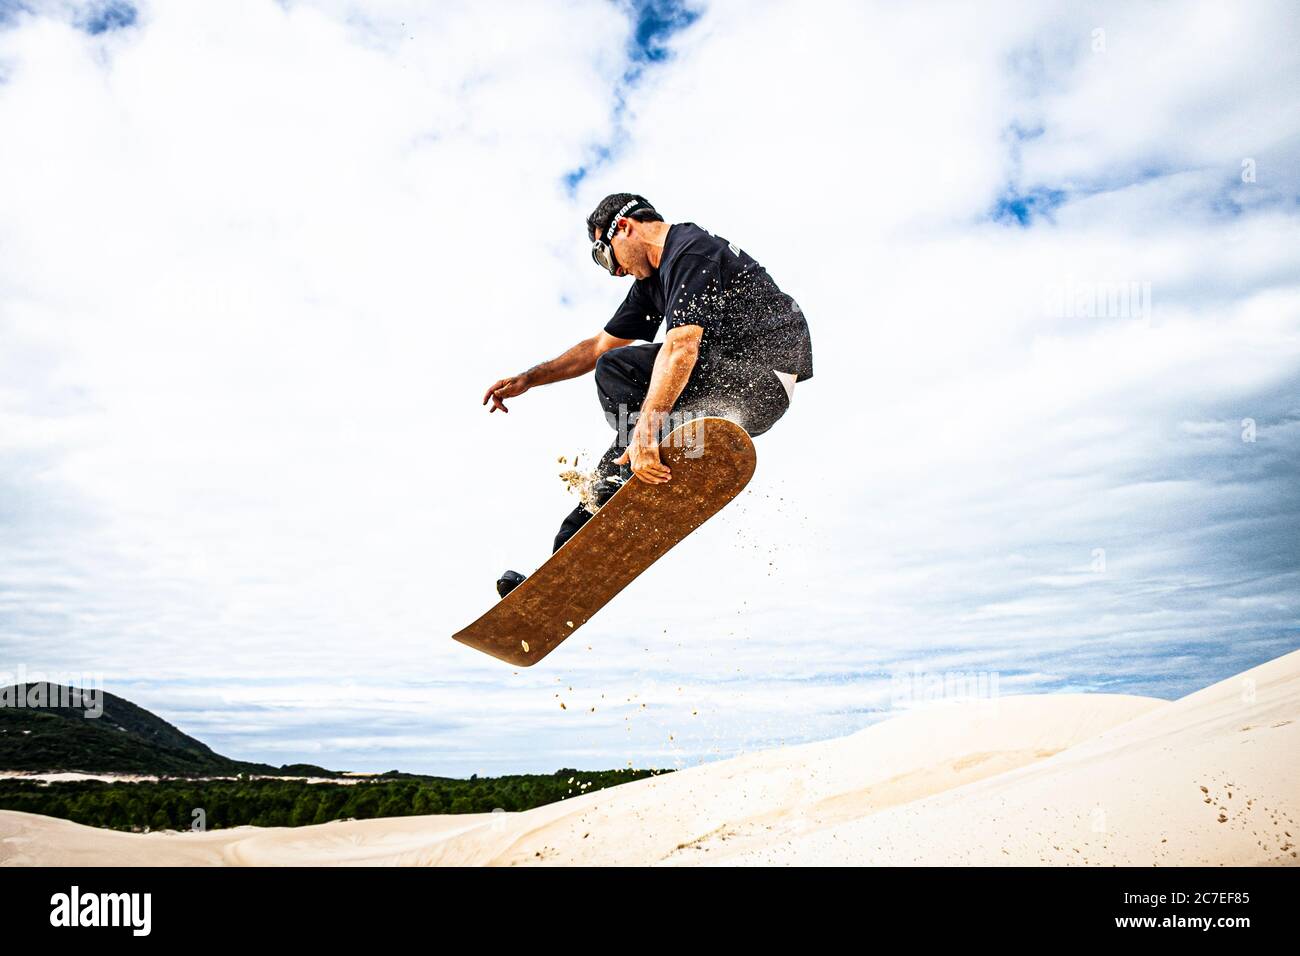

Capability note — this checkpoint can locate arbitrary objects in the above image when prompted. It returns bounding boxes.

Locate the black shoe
[591,471,628,509]
[496,569,526,598]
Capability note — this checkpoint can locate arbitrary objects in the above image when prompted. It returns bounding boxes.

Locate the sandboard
[453,416,757,666]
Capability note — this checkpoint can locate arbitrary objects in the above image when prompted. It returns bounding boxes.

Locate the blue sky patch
[627,0,700,70]
[565,145,612,192]
[992,186,1067,226]
[81,0,137,35]
[562,0,701,193]
[0,0,28,28]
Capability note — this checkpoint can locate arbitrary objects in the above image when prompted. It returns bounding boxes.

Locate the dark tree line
[0,768,666,832]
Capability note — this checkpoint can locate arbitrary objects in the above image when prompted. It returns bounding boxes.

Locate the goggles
[590,199,655,275]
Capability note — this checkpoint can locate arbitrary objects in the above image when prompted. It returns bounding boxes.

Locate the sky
[1,0,1297,776]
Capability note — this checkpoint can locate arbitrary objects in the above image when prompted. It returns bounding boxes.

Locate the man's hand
[615,416,672,484]
[482,373,531,413]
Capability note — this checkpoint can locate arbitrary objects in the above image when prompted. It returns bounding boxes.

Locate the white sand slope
[2,649,1297,866]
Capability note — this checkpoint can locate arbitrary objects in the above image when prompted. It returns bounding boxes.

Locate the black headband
[601,199,654,241]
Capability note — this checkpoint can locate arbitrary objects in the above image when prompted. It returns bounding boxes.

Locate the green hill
[0,683,336,777]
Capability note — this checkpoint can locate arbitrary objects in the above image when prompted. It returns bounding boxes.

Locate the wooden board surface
[452,417,757,666]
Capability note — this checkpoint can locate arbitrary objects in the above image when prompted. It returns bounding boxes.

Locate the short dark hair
[586,193,663,241]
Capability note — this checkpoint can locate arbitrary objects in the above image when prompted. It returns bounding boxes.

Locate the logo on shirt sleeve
[707,229,742,257]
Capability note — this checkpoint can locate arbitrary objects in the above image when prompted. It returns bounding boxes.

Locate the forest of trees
[0,768,666,832]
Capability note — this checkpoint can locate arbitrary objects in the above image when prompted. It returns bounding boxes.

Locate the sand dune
[3,649,1297,866]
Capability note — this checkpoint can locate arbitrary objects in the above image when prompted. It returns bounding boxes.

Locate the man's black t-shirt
[602,223,814,382]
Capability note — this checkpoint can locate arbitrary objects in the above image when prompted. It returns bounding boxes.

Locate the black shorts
[594,343,792,442]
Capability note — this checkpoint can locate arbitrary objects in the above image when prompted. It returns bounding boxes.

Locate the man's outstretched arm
[483,331,633,413]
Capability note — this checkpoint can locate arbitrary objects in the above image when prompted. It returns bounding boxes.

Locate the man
[482,193,813,596]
